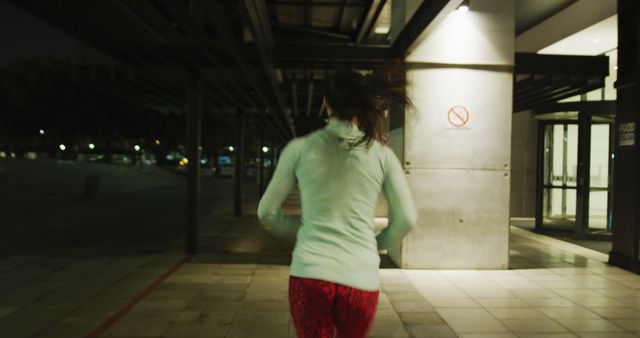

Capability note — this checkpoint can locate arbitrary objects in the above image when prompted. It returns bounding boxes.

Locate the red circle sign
[448,106,470,128]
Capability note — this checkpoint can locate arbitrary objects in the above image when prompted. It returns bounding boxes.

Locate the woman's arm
[377,148,417,250]
[257,139,302,241]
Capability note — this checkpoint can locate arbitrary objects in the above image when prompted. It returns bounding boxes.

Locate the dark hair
[323,63,410,147]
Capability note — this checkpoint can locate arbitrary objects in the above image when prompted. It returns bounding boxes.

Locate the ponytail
[323,62,411,147]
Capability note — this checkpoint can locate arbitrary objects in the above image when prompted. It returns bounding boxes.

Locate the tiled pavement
[1,186,640,337]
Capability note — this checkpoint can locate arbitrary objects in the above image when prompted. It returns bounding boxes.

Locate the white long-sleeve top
[257,118,417,291]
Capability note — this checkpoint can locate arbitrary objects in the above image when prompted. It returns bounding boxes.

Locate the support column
[258,130,265,197]
[398,0,514,268]
[234,110,245,217]
[185,72,202,255]
[610,0,640,272]
[269,142,276,181]
[576,110,592,235]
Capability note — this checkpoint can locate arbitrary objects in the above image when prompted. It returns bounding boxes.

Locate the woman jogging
[257,70,417,338]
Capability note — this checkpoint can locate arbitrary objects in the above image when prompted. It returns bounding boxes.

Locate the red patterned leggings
[289,276,379,338]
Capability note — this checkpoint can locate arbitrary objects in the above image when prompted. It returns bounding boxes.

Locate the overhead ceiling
[539,15,617,56]
[4,0,610,140]
[515,0,577,36]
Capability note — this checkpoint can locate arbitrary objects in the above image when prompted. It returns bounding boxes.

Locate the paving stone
[406,323,459,338]
[486,307,547,319]
[458,334,517,338]
[132,299,189,312]
[369,321,410,338]
[0,305,68,338]
[187,299,243,312]
[0,306,17,320]
[204,283,249,291]
[387,292,427,301]
[158,282,209,292]
[373,307,401,321]
[610,319,640,331]
[243,290,288,301]
[102,319,172,338]
[226,324,289,338]
[133,299,188,311]
[34,318,101,338]
[239,300,290,312]
[391,300,434,312]
[398,311,447,325]
[173,264,218,276]
[446,318,511,333]
[196,290,245,301]
[555,318,625,333]
[162,322,230,338]
[500,318,571,333]
[577,333,638,338]
[383,283,418,293]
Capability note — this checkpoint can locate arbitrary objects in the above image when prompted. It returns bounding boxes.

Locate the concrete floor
[1,159,639,338]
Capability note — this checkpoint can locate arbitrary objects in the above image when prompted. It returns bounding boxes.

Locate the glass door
[588,123,613,233]
[541,124,579,230]
[536,113,614,238]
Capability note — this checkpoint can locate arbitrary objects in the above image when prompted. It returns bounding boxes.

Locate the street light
[228,146,234,152]
[134,145,141,152]
[262,146,269,153]
[89,143,95,150]
[59,144,66,151]
[39,129,45,135]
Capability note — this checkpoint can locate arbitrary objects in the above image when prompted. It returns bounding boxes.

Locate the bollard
[84,175,99,199]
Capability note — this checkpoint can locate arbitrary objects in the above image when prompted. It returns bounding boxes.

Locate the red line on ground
[84,255,191,338]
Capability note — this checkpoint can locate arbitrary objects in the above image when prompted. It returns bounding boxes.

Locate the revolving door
[536,110,614,238]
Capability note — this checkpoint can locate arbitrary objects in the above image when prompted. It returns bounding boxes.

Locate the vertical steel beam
[234,110,245,217]
[186,72,202,255]
[610,0,640,273]
[270,142,276,175]
[306,79,314,117]
[575,110,592,235]
[259,130,266,197]
[534,122,545,233]
[305,0,312,27]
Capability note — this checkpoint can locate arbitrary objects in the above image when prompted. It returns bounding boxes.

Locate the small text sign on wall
[447,105,470,129]
[619,122,636,146]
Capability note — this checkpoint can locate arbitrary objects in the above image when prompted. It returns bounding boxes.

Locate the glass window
[590,124,610,189]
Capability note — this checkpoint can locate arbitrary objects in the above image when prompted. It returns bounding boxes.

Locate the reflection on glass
[546,124,578,187]
[567,125,578,187]
[551,125,563,186]
[590,125,610,189]
[588,124,611,232]
[542,123,579,229]
[543,188,577,228]
[589,191,608,230]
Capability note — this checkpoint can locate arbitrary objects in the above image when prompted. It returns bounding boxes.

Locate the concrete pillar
[398,0,514,268]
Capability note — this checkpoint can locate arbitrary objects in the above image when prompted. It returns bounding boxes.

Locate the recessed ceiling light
[374,25,390,34]
[458,0,470,12]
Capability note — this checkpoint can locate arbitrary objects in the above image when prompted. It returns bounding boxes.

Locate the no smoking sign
[447,105,470,129]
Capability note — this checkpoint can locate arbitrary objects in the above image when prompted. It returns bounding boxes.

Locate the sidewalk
[1,160,639,338]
